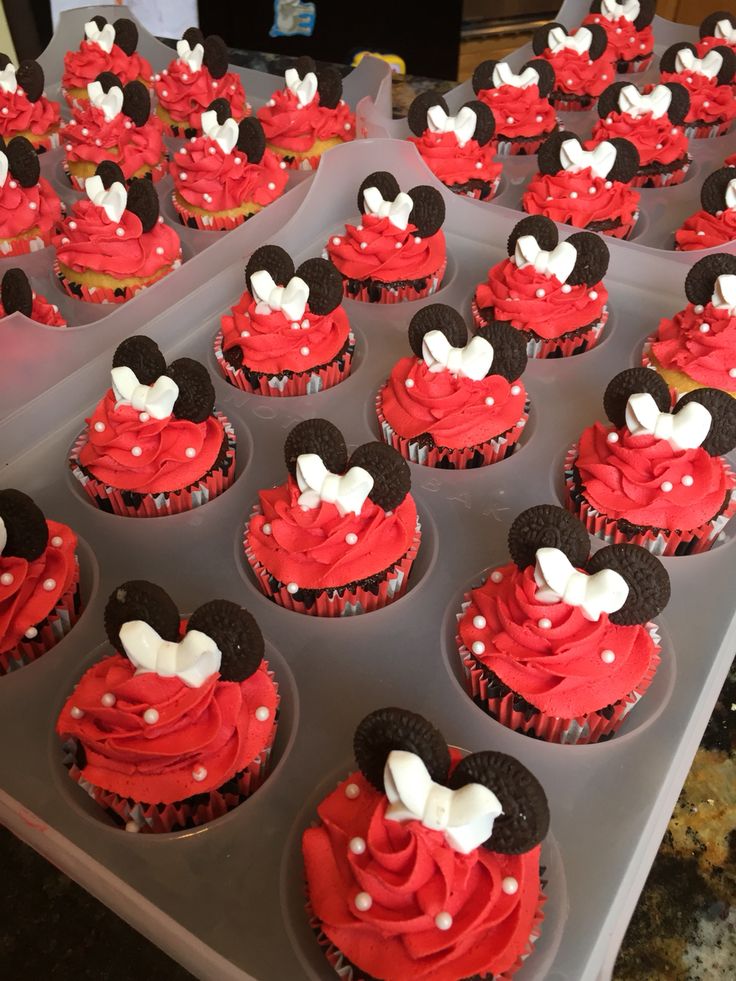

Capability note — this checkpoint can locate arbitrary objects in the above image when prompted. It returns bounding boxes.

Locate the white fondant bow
[426,104,477,147]
[0,516,6,556]
[119,621,221,689]
[85,174,127,224]
[176,39,204,72]
[534,547,629,621]
[84,20,115,54]
[674,48,723,79]
[601,0,640,22]
[384,750,503,855]
[715,18,736,43]
[618,84,672,120]
[295,453,374,516]
[422,330,494,381]
[0,151,7,189]
[625,392,712,450]
[725,180,736,211]
[250,269,310,322]
[362,186,414,231]
[111,366,180,420]
[515,234,577,282]
[492,61,539,89]
[87,79,123,122]
[285,67,318,106]
[201,109,239,154]
[560,139,616,178]
[547,26,593,55]
[0,62,17,94]
[712,273,736,313]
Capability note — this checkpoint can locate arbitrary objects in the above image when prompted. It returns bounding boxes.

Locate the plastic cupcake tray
[0,4,392,419]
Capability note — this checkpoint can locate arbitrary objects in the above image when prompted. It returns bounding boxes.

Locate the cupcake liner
[549,93,594,112]
[214,329,355,396]
[684,120,732,140]
[68,412,237,518]
[599,213,638,240]
[172,193,260,231]
[471,300,606,359]
[1,226,54,257]
[27,130,60,152]
[54,257,180,304]
[341,258,447,305]
[616,55,653,74]
[276,150,324,171]
[496,134,552,156]
[0,561,81,676]
[564,443,736,555]
[243,507,421,616]
[631,162,688,189]
[376,390,528,469]
[447,175,501,201]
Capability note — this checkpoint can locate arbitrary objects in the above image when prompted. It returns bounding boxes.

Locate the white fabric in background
[50,1,199,40]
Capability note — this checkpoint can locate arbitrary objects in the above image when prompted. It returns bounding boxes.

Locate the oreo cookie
[0,488,49,561]
[112,17,138,56]
[207,98,232,124]
[96,159,125,189]
[348,442,411,511]
[474,322,528,381]
[462,99,495,146]
[6,135,39,187]
[407,185,446,238]
[187,599,264,681]
[700,11,736,40]
[700,166,736,214]
[537,130,577,176]
[408,303,468,358]
[182,26,205,48]
[1,267,33,318]
[122,80,151,126]
[126,177,159,231]
[203,35,228,79]
[684,253,736,306]
[95,70,122,93]
[353,707,450,791]
[112,335,167,385]
[104,580,180,653]
[605,138,640,184]
[315,66,342,109]
[507,215,559,255]
[508,504,591,571]
[674,388,736,456]
[407,91,449,138]
[167,358,216,423]
[237,117,266,163]
[565,231,610,286]
[604,367,671,428]
[296,257,343,315]
[284,419,348,478]
[586,544,670,625]
[245,245,295,294]
[358,171,400,214]
[16,60,44,102]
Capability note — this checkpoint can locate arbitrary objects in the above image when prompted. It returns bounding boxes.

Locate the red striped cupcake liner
[564,442,736,555]
[68,412,237,518]
[214,329,355,396]
[684,120,732,140]
[27,130,60,152]
[448,175,501,200]
[54,257,181,304]
[630,162,689,189]
[602,214,638,239]
[470,300,607,359]
[496,135,551,156]
[64,159,167,192]
[276,150,325,171]
[243,506,421,616]
[2,226,55,257]
[172,194,258,231]
[341,258,447,305]
[616,55,653,74]
[549,94,595,112]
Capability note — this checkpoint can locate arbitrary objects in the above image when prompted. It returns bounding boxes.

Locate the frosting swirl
[0,88,59,140]
[523,169,639,231]
[661,71,736,126]
[0,293,66,327]
[592,113,688,168]
[327,215,446,283]
[61,103,166,179]
[258,89,354,151]
[155,60,246,130]
[0,175,61,241]
[62,42,153,92]
[675,208,736,251]
[544,49,615,98]
[171,139,287,212]
[477,83,557,140]
[583,15,654,63]
[651,301,736,390]
[407,132,501,190]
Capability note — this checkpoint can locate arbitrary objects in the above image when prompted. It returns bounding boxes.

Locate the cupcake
[215,245,354,395]
[523,132,640,239]
[243,419,420,616]
[0,56,60,151]
[675,166,736,251]
[660,42,736,139]
[0,135,62,256]
[565,367,736,554]
[62,16,153,110]
[592,82,691,188]
[61,73,166,190]
[0,489,80,675]
[154,28,248,139]
[326,170,447,304]
[406,91,501,200]
[531,22,615,112]
[473,215,610,358]
[457,504,670,743]
[69,335,237,518]
[0,267,66,327]
[170,100,287,230]
[583,0,656,74]
[376,303,529,468]
[471,57,558,156]
[54,162,181,304]
[698,12,736,55]
[56,580,278,833]
[257,56,354,171]
[303,706,549,979]
[643,254,736,398]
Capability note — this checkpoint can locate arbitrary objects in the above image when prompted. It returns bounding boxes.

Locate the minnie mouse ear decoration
[96,159,125,189]
[112,17,138,56]
[207,97,231,124]
[589,0,655,30]
[408,185,446,238]
[605,138,640,183]
[203,35,228,79]
[294,54,317,77]
[122,80,150,127]
[472,58,554,98]
[523,58,555,98]
[166,358,216,423]
[95,70,122,93]
[1,267,32,318]
[0,488,48,561]
[89,14,107,31]
[187,599,264,681]
[700,11,736,41]
[532,21,566,56]
[586,544,670,625]
[348,442,411,511]
[354,707,450,791]
[471,59,498,93]
[564,232,610,286]
[474,322,528,381]
[357,171,400,214]
[661,42,736,85]
[461,100,495,146]
[674,388,736,456]
[540,132,639,183]
[126,177,159,231]
[684,253,736,306]
[533,22,608,60]
[508,504,591,571]
[104,580,180,653]
[700,166,736,214]
[295,257,343,315]
[315,66,343,110]
[245,245,295,294]
[15,60,44,102]
[284,418,348,478]
[407,91,449,137]
[6,136,39,187]
[538,131,578,177]
[603,367,671,429]
[408,304,467,358]
[183,26,205,47]
[507,215,558,255]
[597,82,628,119]
[112,335,167,385]
[237,117,266,162]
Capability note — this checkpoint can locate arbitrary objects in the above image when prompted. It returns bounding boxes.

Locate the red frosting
[583,14,654,63]
[170,138,287,212]
[247,476,417,589]
[675,208,736,250]
[592,113,688,168]
[61,102,165,179]
[574,420,733,529]
[0,175,61,241]
[523,168,639,232]
[62,41,153,92]
[258,89,354,152]
[698,37,736,56]
[0,88,59,140]
[379,356,526,449]
[407,132,501,190]
[661,71,736,126]
[79,390,225,494]
[304,766,542,981]
[725,152,736,166]
[55,200,181,279]
[477,83,557,140]
[56,653,277,803]
[651,301,736,390]
[459,561,658,717]
[155,60,246,130]
[542,48,615,98]
[0,520,77,656]
[221,290,350,374]
[0,293,66,327]
[327,215,446,284]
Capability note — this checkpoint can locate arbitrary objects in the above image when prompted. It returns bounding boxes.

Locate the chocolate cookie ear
[0,489,48,561]
[89,15,107,31]
[538,131,580,177]
[357,171,400,214]
[112,18,138,56]
[122,80,150,126]
[507,214,558,256]
[597,81,628,120]
[603,367,671,428]
[684,253,736,306]
[606,138,640,184]
[674,388,736,456]
[449,751,549,854]
[1,267,32,318]
[348,442,411,510]
[474,322,528,381]
[6,136,39,187]
[207,97,232,123]
[408,303,467,358]
[0,53,10,70]
[586,544,670,625]
[354,707,450,792]
[182,26,204,47]
[564,231,610,286]
[663,82,689,124]
[126,177,159,231]
[16,60,44,102]
[633,0,656,30]
[508,504,590,571]
[407,90,449,137]
[712,45,736,85]
[112,335,166,384]
[295,257,343,315]
[523,58,555,98]
[95,159,125,189]
[104,580,180,653]
[294,55,317,77]
[166,358,215,423]
[700,166,736,215]
[94,70,122,93]
[407,185,446,238]
[700,11,736,40]
[461,99,495,145]
[659,42,696,75]
[187,600,264,681]
[245,244,294,294]
[587,24,609,61]
[284,419,348,478]
[236,116,266,162]
[471,59,498,94]
[532,21,565,56]
[315,66,342,109]
[203,34,228,79]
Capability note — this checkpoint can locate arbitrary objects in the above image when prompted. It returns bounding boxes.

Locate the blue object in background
[270,0,316,38]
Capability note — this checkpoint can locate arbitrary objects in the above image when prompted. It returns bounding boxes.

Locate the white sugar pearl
[699,323,710,333]
[536,114,543,122]
[179,146,187,154]
[588,186,596,195]
[234,157,242,165]
[70,706,84,719]
[81,127,88,136]
[332,236,341,245]
[156,246,165,255]
[485,396,495,406]
[405,378,415,388]
[286,582,299,594]
[589,290,598,300]
[475,160,483,169]
[291,322,301,330]
[95,138,102,146]
[570,191,578,199]
[656,143,663,150]
[139,412,150,422]
[606,117,613,125]
[491,571,503,583]
[535,288,545,298]
[682,475,694,487]
[729,368,736,378]
[605,181,613,189]
[94,422,106,432]
[185,447,197,458]
[694,305,704,314]
[203,193,212,203]
[43,578,56,591]
[345,782,360,799]
[242,328,251,338]
[262,523,272,536]
[69,221,77,230]
[602,75,608,81]
[131,446,143,457]
[561,283,572,294]
[538,617,552,629]
[671,128,678,135]
[686,77,693,85]
[360,241,367,249]
[349,836,366,854]
[566,79,574,86]
[344,122,351,131]
[640,42,646,49]
[601,649,616,664]
[546,195,553,201]
[28,202,37,210]
[471,641,486,655]
[345,533,358,545]
[280,160,287,169]
[395,241,402,248]
[61,237,70,245]
[607,432,619,443]
[192,764,208,782]
[268,99,275,107]
[616,27,622,33]
[435,912,453,931]
[209,146,216,154]
[161,89,168,97]
[661,481,673,492]
[300,346,310,356]
[179,172,187,180]
[414,236,422,244]
[24,627,38,639]
[354,892,373,912]
[473,615,487,629]
[51,536,63,548]
[144,708,159,724]
[697,231,705,237]
[182,73,189,81]
[704,101,710,109]
[8,180,15,189]
[506,116,514,124]
[116,227,125,237]
[101,693,116,707]
[301,320,310,330]
[65,143,72,151]
[255,706,270,722]
[510,384,521,396]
